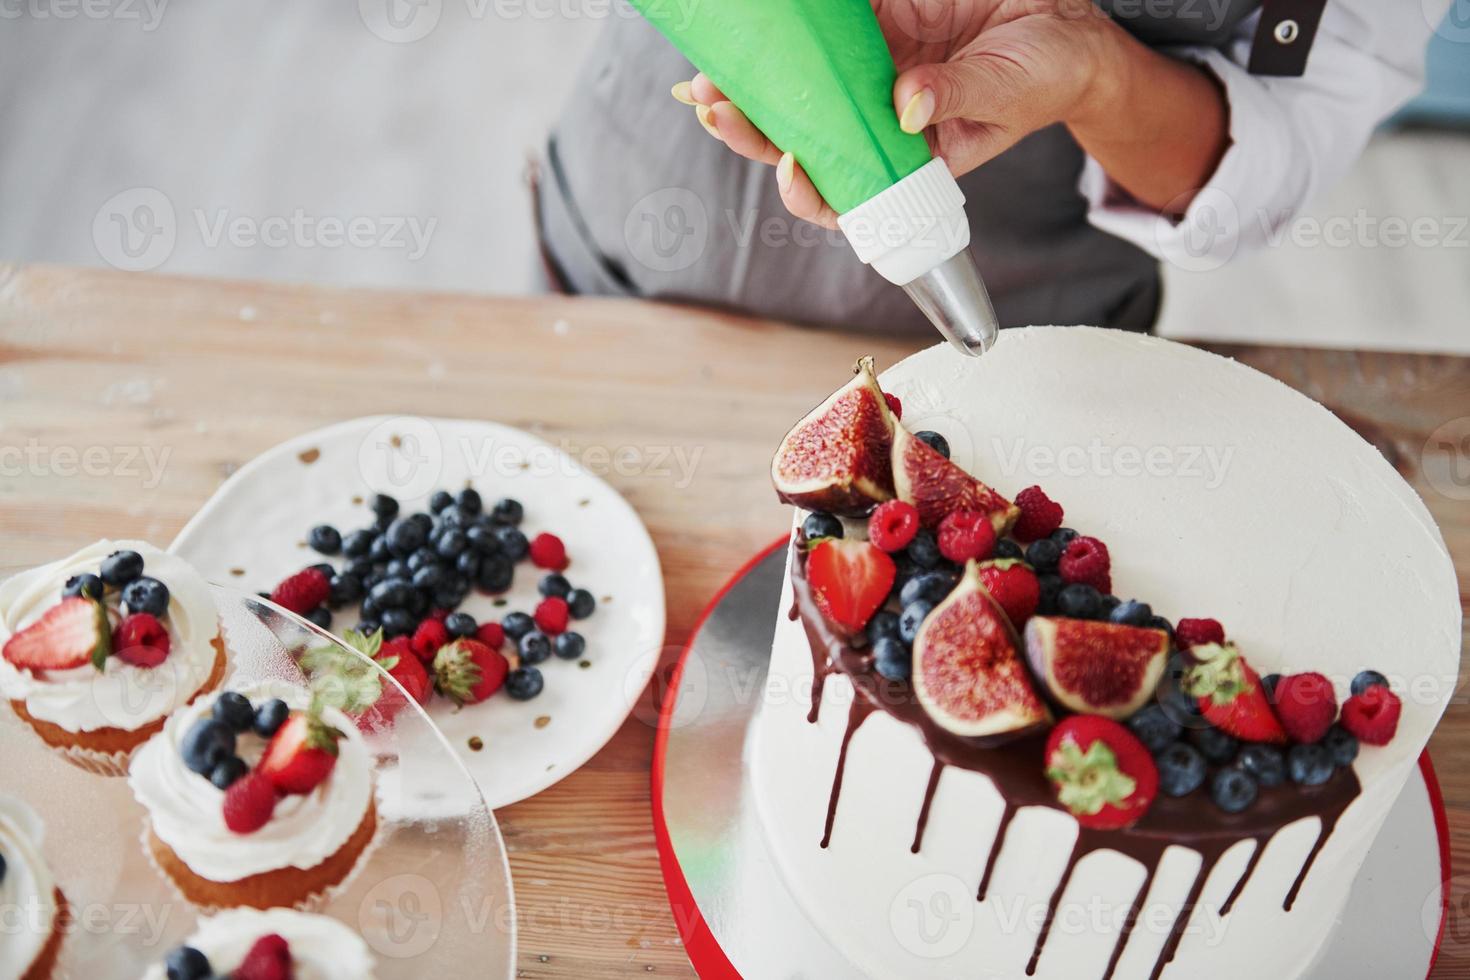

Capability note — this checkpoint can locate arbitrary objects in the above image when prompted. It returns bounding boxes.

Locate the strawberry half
[975,559,1040,628]
[2,597,111,671]
[1184,644,1287,744]
[257,709,345,795]
[805,538,896,635]
[1045,716,1158,830]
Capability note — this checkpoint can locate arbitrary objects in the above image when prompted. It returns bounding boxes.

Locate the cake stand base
[652,540,1451,980]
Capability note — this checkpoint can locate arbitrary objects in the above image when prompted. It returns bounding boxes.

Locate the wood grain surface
[0,264,1465,978]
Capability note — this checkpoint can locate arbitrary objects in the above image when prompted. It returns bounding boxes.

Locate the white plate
[172,415,666,808]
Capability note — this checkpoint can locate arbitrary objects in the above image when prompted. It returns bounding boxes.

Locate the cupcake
[145,908,377,979]
[129,685,377,910]
[0,795,68,980]
[0,540,228,775]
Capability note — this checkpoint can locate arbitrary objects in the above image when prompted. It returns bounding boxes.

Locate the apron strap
[1247,0,1330,76]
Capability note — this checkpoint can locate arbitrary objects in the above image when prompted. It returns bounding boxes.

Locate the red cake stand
[651,539,1451,980]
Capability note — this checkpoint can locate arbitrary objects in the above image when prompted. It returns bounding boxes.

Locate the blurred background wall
[1,0,1466,353]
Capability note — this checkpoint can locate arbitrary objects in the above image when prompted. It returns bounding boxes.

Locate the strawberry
[975,560,1040,628]
[1045,716,1158,830]
[868,500,920,553]
[432,639,510,706]
[269,568,330,615]
[1175,617,1226,649]
[937,509,997,563]
[2,597,111,671]
[410,619,449,663]
[222,772,279,834]
[805,538,896,635]
[475,622,506,649]
[1273,672,1338,744]
[883,392,903,419]
[1058,536,1111,593]
[1341,685,1402,746]
[377,638,431,706]
[528,533,568,571]
[233,933,292,980]
[257,709,344,795]
[1184,644,1287,744]
[112,612,171,668]
[534,597,570,635]
[1011,486,1064,543]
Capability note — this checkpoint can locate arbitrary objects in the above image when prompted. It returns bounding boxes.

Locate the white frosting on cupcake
[143,908,377,979]
[0,795,59,980]
[0,540,220,733]
[129,685,374,882]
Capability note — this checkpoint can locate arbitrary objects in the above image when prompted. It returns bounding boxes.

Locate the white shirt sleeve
[1078,0,1448,267]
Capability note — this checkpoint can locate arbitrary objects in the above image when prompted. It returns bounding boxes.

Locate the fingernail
[671,81,696,106]
[899,89,935,134]
[776,153,795,193]
[695,103,719,138]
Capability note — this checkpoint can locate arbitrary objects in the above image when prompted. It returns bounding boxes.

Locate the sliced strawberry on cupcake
[1045,716,1158,830]
[432,639,510,706]
[2,596,111,671]
[1183,643,1287,744]
[805,538,896,635]
[975,560,1040,628]
[257,704,346,795]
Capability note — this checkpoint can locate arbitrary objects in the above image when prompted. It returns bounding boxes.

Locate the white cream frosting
[129,684,375,882]
[753,328,1462,980]
[0,540,221,733]
[142,908,377,980]
[0,795,58,980]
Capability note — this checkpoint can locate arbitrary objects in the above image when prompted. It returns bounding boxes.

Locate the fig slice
[891,425,1019,532]
[1024,617,1171,720]
[913,561,1052,741]
[771,356,896,516]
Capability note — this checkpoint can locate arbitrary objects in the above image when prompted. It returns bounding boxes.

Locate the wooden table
[1,263,1466,978]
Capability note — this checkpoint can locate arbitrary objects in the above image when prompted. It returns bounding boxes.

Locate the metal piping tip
[901,252,1000,357]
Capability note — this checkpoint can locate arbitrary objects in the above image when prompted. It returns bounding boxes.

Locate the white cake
[752,328,1461,980]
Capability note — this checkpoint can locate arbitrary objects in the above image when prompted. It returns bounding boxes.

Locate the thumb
[894,56,1021,133]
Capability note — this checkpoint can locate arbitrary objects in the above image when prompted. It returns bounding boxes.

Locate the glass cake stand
[0,586,516,978]
[651,540,1450,980]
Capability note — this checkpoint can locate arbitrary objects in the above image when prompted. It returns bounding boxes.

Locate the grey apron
[538,0,1313,335]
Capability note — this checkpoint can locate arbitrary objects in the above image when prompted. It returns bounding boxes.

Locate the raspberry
[1175,618,1226,649]
[534,596,570,635]
[1341,685,1402,746]
[868,500,920,552]
[269,568,330,615]
[529,532,568,570]
[1273,673,1338,744]
[234,933,292,980]
[883,392,903,419]
[112,613,171,668]
[1011,486,1064,543]
[426,607,450,623]
[937,510,997,563]
[1058,536,1110,592]
[411,619,449,662]
[976,560,1040,627]
[222,772,278,834]
[476,622,506,649]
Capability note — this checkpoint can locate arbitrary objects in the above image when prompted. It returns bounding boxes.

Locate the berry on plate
[868,500,920,553]
[1011,486,1064,543]
[505,665,544,700]
[1183,644,1287,744]
[1340,685,1402,746]
[975,559,1040,628]
[234,933,292,980]
[432,639,510,706]
[1174,617,1225,650]
[269,568,331,615]
[112,612,172,668]
[1044,716,1158,830]
[566,588,596,620]
[1058,536,1111,593]
[1272,672,1338,745]
[257,708,346,795]
[534,597,570,636]
[222,772,279,834]
[806,538,897,635]
[528,532,568,570]
[376,638,432,708]
[2,596,111,671]
[410,618,449,663]
[937,509,997,563]
[475,621,506,649]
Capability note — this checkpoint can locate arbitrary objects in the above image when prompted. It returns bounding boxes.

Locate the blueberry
[456,487,483,516]
[432,582,468,610]
[329,573,364,608]
[1189,726,1238,765]
[1109,599,1153,627]
[993,539,1023,561]
[495,526,529,562]
[1025,538,1061,573]
[477,556,515,593]
[181,718,235,777]
[347,558,374,580]
[209,756,248,790]
[492,497,524,525]
[356,619,381,637]
[567,588,596,620]
[872,637,911,680]
[506,666,544,700]
[866,611,901,646]
[386,520,427,558]
[252,699,290,738]
[122,577,170,617]
[1157,742,1207,797]
[539,573,572,598]
[1145,616,1174,641]
[1211,767,1259,814]
[466,525,501,557]
[361,595,383,620]
[62,573,105,601]
[519,631,552,665]
[307,563,336,580]
[342,529,376,558]
[1057,583,1103,619]
[445,612,478,638]
[554,631,586,660]
[429,490,455,514]
[0,851,6,886]
[455,551,483,580]
[800,512,843,540]
[306,607,332,629]
[1036,573,1064,615]
[407,547,440,572]
[381,608,416,637]
[1237,745,1286,787]
[898,600,934,645]
[914,430,950,458]
[1128,705,1181,753]
[900,572,953,608]
[408,566,444,597]
[1351,670,1389,697]
[100,549,145,587]
[368,535,393,564]
[212,691,255,732]
[906,531,942,569]
[503,611,536,641]
[308,524,342,555]
[370,493,400,522]
[1050,528,1079,548]
[1288,744,1335,786]
[1261,674,1282,701]
[1324,725,1360,767]
[164,945,212,980]
[436,529,469,560]
[406,512,434,535]
[369,577,415,610]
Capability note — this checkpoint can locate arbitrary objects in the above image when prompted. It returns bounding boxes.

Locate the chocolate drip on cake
[790,542,1360,980]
